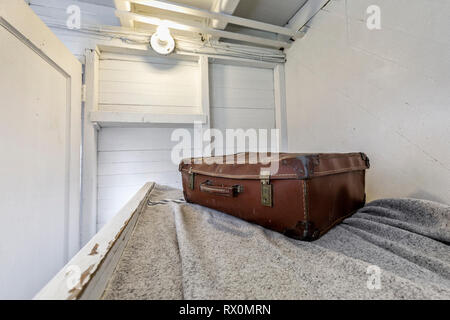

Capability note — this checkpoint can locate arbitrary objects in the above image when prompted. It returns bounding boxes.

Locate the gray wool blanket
[102,184,450,300]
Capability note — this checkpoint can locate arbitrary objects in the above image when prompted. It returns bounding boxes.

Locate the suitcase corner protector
[283,221,320,241]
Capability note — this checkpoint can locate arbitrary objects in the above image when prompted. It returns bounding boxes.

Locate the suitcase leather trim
[179,153,369,180]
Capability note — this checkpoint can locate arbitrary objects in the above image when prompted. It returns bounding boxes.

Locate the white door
[0,1,82,299]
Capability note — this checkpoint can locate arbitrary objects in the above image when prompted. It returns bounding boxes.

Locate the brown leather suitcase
[179,153,370,241]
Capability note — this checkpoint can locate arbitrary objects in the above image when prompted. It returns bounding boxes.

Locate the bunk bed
[35,183,450,300]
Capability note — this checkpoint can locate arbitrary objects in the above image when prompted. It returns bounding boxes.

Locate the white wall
[285,0,450,204]
[95,52,202,230]
[97,61,278,229]
[97,126,193,230]
[209,62,277,155]
[210,63,275,132]
[29,0,119,244]
[98,52,200,114]
[29,0,120,61]
[29,0,282,230]
[0,1,82,298]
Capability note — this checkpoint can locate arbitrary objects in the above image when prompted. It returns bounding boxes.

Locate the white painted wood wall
[98,52,200,114]
[95,51,200,229]
[0,0,82,299]
[28,0,284,231]
[29,0,120,61]
[210,63,275,131]
[285,0,450,204]
[97,59,277,230]
[209,62,277,155]
[97,127,193,229]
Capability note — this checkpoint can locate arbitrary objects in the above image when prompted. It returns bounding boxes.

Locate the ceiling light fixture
[150,25,175,55]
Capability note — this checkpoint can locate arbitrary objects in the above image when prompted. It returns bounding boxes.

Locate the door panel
[0,1,81,299]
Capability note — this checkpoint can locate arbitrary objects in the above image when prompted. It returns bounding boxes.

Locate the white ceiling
[79,0,214,9]
[232,0,308,26]
[168,0,214,10]
[222,0,309,44]
[79,0,313,49]
[78,0,116,7]
[80,0,308,26]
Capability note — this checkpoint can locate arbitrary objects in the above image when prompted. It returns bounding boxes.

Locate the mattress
[101,184,450,300]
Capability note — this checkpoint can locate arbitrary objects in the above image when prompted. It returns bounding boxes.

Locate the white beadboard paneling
[98,127,194,151]
[210,62,276,132]
[30,0,116,13]
[99,92,197,107]
[100,55,198,69]
[98,171,182,189]
[29,6,119,27]
[98,104,200,114]
[210,87,275,109]
[99,53,200,111]
[44,28,100,60]
[97,62,278,228]
[211,108,275,131]
[29,0,120,26]
[29,0,124,63]
[100,51,198,64]
[285,0,450,205]
[210,63,275,90]
[97,185,150,200]
[96,52,202,229]
[29,0,121,65]
[98,150,174,163]
[96,171,182,230]
[99,81,196,98]
[98,161,179,176]
[97,126,192,229]
[97,183,150,229]
[99,66,198,85]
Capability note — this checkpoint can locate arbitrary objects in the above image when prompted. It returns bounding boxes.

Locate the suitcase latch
[260,170,272,207]
[188,168,195,190]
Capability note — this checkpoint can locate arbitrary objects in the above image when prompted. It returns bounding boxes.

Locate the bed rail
[34,182,155,300]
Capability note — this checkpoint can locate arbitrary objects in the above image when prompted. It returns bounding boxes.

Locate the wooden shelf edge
[90,111,207,127]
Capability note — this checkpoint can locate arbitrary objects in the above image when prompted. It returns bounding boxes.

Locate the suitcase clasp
[260,170,272,207]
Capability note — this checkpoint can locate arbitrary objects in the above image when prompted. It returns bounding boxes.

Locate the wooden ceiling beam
[210,0,240,30]
[116,0,296,37]
[115,10,292,49]
[286,0,330,38]
[114,0,134,27]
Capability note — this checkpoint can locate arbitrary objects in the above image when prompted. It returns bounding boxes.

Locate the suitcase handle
[199,181,243,197]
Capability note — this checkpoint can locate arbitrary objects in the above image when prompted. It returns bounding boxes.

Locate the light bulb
[156,25,171,42]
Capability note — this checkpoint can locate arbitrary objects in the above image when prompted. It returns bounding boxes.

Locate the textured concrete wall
[285,0,450,204]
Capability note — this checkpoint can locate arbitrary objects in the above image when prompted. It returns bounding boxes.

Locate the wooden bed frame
[34,182,155,300]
